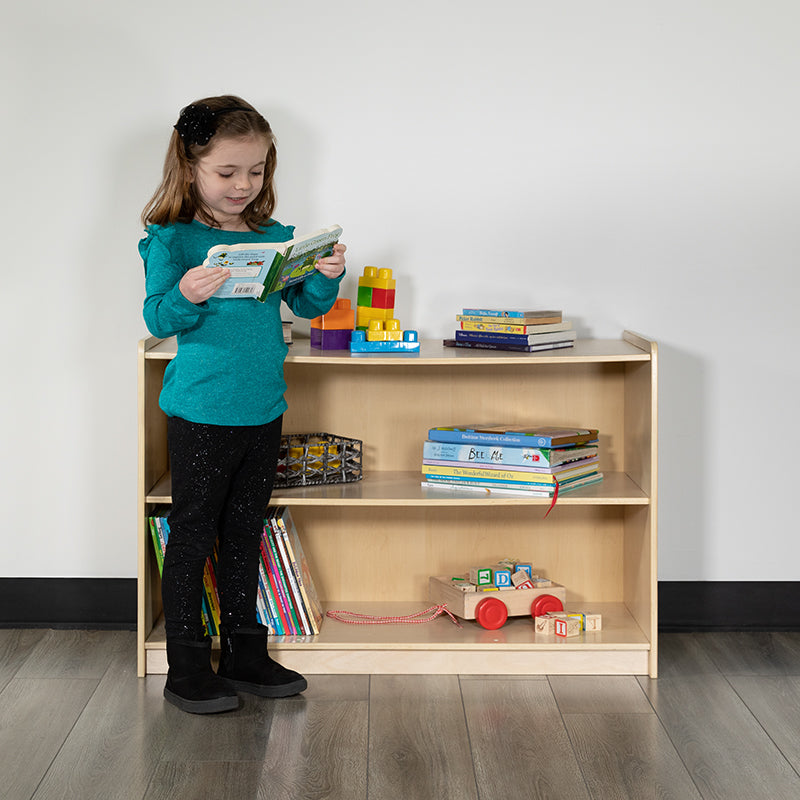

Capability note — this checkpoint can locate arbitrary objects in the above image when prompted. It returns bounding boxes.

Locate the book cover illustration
[205,224,342,301]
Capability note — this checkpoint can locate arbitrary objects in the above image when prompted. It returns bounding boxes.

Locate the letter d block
[492,568,512,588]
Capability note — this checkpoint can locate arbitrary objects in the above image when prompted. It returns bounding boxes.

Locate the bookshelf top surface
[143,332,654,364]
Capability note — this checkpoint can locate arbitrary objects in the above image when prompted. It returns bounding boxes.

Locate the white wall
[2,1,798,580]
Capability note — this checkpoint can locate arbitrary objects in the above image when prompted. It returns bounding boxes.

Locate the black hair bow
[174,103,251,147]
[174,104,217,147]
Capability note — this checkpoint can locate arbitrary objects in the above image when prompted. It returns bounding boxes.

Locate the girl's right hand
[179,265,230,304]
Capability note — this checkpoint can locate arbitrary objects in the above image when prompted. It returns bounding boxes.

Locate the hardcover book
[422,456,598,476]
[421,472,604,496]
[460,308,562,323]
[455,330,577,346]
[205,224,342,301]
[427,425,599,448]
[458,320,573,334]
[422,440,598,468]
[443,339,574,353]
[421,462,598,485]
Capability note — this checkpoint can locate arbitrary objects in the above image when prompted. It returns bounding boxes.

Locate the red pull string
[326,604,463,628]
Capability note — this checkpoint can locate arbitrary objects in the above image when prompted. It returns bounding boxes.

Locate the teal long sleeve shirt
[140,219,344,426]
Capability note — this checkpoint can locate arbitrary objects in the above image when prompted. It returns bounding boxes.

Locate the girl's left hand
[315,243,346,279]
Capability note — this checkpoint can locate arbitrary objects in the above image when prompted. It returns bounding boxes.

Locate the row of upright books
[148,505,323,637]
[443,307,576,353]
[421,425,603,497]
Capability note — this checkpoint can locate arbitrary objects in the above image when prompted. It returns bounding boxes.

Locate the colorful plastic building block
[349,330,420,354]
[366,319,403,341]
[356,267,396,330]
[310,298,355,350]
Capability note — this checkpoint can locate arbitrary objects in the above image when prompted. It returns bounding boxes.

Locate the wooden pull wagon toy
[428,562,566,630]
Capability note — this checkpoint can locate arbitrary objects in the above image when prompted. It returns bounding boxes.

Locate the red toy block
[370,287,396,310]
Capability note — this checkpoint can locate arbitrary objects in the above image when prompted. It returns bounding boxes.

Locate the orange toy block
[311,298,355,330]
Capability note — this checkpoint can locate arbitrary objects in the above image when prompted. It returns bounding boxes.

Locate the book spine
[272,518,311,635]
[276,511,319,635]
[457,319,572,333]
[421,440,596,468]
[422,457,597,475]
[423,472,602,492]
[259,540,285,635]
[422,470,561,487]
[421,481,554,497]
[264,522,301,634]
[261,536,291,635]
[461,308,561,320]
[201,560,221,636]
[200,595,213,636]
[259,252,285,301]
[427,429,558,447]
[149,517,165,575]
[455,330,575,345]
[422,477,556,495]
[260,558,283,634]
[255,567,277,633]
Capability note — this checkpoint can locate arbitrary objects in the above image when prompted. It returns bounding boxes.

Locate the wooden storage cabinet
[138,331,658,677]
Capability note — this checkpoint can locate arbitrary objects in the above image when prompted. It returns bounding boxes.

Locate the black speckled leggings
[163,415,283,639]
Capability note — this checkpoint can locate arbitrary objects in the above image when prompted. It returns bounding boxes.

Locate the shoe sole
[164,687,240,714]
[228,677,308,698]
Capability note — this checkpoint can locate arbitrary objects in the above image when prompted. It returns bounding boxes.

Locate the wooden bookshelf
[138,331,658,677]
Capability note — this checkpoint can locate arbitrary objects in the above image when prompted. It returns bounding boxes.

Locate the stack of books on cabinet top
[421,425,603,497]
[443,308,576,353]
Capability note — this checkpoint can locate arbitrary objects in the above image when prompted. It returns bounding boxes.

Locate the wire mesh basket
[275,433,363,487]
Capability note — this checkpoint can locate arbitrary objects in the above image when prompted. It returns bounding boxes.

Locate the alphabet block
[469,567,493,586]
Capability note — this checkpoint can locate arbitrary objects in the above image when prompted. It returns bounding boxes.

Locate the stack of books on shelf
[421,425,603,497]
[148,505,322,637]
[444,308,576,352]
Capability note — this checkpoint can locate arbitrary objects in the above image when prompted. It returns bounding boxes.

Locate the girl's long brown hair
[141,95,277,231]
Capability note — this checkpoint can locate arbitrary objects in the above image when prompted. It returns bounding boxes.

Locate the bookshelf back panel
[283,362,634,474]
[290,505,626,606]
[143,360,169,494]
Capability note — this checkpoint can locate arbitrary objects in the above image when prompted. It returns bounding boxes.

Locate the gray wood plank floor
[1,629,799,800]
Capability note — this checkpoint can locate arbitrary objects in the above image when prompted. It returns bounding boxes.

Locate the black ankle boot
[164,636,239,714]
[218,625,307,698]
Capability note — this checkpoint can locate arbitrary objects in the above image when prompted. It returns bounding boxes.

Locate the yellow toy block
[366,319,403,342]
[357,306,394,329]
[358,266,396,291]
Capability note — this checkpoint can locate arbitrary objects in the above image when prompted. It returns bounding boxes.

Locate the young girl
[140,95,346,714]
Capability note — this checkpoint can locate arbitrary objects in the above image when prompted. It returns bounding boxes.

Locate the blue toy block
[349,330,420,354]
[493,569,512,588]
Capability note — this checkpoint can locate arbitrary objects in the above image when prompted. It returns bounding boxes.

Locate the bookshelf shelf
[138,331,658,677]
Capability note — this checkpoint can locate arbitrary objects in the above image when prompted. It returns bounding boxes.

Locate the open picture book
[204,225,342,301]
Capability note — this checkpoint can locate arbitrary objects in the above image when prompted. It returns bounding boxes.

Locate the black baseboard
[0,578,797,631]
[658,581,800,631]
[0,578,137,629]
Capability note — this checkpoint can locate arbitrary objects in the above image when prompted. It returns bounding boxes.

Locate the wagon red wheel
[475,597,508,630]
[531,594,564,618]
